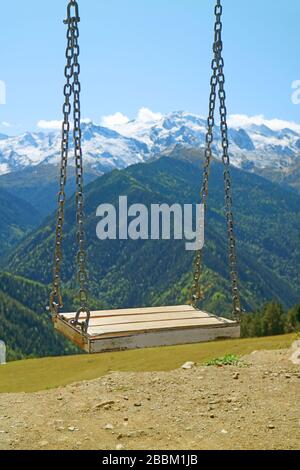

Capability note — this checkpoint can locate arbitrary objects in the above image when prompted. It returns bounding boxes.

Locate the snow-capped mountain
[1,110,300,180]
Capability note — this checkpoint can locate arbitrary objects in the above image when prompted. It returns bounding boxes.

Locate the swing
[50,0,241,354]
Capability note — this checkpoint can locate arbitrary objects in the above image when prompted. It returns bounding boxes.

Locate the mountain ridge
[1,110,300,191]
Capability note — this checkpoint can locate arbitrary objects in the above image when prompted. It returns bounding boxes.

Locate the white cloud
[37,118,92,130]
[82,118,92,125]
[101,112,130,128]
[1,121,11,128]
[37,120,62,130]
[228,114,300,133]
[137,107,163,123]
[100,108,163,129]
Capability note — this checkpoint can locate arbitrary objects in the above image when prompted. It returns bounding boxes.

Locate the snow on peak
[0,110,300,176]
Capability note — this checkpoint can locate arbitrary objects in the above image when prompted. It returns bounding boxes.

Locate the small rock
[289,345,300,365]
[116,444,124,450]
[134,402,142,407]
[291,340,300,350]
[68,426,76,432]
[181,362,196,370]
[221,429,228,434]
[210,414,215,419]
[39,440,49,447]
[104,423,114,430]
[57,397,63,401]
[94,400,115,410]
[268,424,275,430]
[233,373,240,380]
[285,374,291,379]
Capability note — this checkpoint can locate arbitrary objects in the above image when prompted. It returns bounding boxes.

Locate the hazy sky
[1,0,300,134]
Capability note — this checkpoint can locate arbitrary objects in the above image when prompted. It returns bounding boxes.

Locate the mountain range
[1,111,300,192]
[1,111,300,360]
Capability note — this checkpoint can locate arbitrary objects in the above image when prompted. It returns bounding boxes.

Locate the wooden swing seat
[54,305,240,354]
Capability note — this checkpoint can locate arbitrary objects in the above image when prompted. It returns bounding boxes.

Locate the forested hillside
[0,165,98,219]
[0,188,41,259]
[0,272,79,360]
[5,156,300,314]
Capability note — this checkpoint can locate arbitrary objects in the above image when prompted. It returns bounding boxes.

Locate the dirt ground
[0,344,299,450]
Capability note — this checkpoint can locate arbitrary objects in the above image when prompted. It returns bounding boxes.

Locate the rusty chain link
[191,0,241,321]
[50,0,90,334]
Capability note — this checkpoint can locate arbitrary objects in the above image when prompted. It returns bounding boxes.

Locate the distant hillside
[0,272,80,360]
[0,165,98,218]
[5,156,300,313]
[0,188,42,259]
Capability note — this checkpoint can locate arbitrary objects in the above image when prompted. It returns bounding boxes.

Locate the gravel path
[0,345,299,450]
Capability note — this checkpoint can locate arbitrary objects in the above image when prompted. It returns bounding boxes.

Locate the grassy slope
[0,334,296,394]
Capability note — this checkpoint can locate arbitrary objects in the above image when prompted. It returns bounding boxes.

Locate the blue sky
[1,0,300,135]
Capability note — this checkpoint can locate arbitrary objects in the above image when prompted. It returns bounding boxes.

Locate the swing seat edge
[53,305,241,354]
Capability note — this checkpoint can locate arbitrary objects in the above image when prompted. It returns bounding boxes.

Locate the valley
[0,155,299,360]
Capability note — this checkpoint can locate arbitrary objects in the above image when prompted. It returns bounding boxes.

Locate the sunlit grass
[0,334,296,394]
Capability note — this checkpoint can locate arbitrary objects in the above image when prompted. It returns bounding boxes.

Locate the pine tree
[262,302,285,336]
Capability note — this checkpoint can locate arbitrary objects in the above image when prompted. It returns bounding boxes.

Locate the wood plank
[61,305,195,321]
[53,316,89,352]
[84,311,215,327]
[87,317,235,338]
[89,325,241,353]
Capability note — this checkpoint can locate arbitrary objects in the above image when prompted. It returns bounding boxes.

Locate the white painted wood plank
[86,311,214,327]
[90,325,241,353]
[88,317,234,337]
[61,305,195,321]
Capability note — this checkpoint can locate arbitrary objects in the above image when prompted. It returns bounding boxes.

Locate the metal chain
[49,2,75,316]
[191,0,241,321]
[215,1,241,320]
[190,37,219,306]
[50,0,90,333]
[70,3,91,333]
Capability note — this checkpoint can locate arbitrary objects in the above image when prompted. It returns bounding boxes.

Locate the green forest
[0,155,300,360]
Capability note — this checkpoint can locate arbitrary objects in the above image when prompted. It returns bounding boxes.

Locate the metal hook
[64,0,80,25]
[71,307,91,334]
